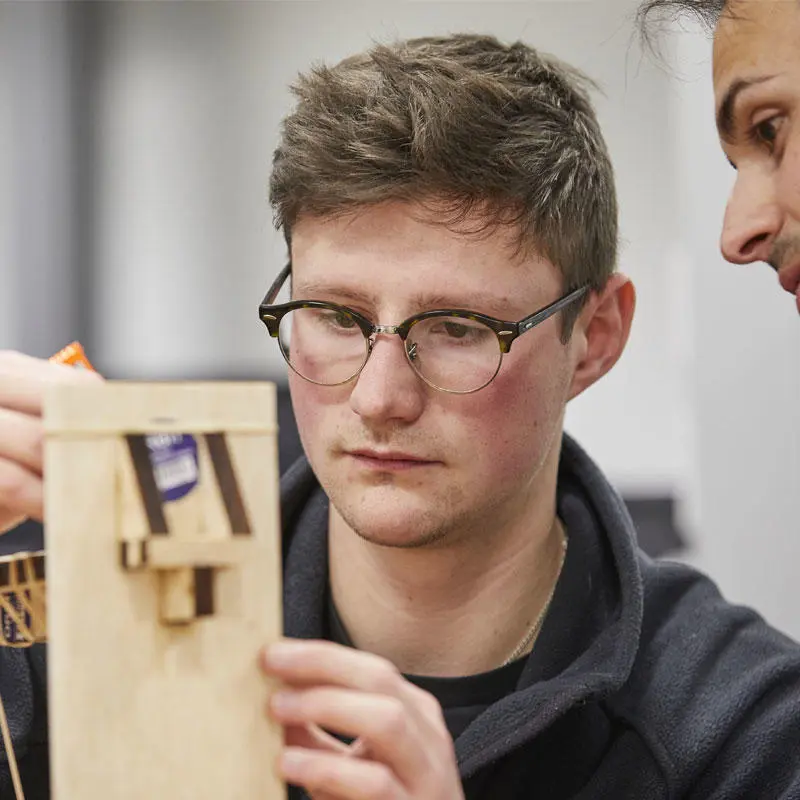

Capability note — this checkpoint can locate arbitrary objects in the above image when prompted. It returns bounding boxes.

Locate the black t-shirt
[325,590,526,740]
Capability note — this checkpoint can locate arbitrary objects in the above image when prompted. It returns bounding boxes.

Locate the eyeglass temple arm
[518,286,588,333]
[260,262,292,306]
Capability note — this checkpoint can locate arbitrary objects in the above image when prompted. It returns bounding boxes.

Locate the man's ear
[567,273,635,401]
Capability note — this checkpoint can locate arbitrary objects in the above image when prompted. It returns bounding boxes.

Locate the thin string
[0,691,25,800]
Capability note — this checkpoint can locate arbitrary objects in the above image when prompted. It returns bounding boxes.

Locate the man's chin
[322,464,468,549]
[350,525,448,550]
[332,497,451,550]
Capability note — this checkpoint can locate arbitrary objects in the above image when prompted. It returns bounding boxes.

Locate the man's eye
[443,322,469,338]
[748,116,785,152]
[332,311,357,328]
[317,309,358,330]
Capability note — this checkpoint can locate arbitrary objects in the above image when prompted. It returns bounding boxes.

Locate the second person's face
[713,0,800,313]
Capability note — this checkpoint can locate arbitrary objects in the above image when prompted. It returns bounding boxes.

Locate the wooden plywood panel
[44,382,285,799]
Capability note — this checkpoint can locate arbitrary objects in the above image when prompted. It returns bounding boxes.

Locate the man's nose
[348,334,426,424]
[720,169,782,265]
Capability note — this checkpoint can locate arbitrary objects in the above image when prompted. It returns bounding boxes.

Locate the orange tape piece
[49,341,96,372]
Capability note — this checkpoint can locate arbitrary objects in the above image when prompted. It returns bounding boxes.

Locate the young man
[640,0,800,314]
[1,33,799,799]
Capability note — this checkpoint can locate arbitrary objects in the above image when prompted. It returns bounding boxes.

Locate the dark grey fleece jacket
[1,434,799,798]
[280,435,800,800]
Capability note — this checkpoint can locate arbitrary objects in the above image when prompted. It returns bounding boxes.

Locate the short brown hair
[270,34,618,335]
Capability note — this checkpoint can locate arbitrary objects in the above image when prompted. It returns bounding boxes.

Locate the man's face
[288,202,582,550]
[713,0,800,313]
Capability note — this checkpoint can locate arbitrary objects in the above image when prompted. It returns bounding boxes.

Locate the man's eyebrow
[406,291,512,317]
[294,281,513,317]
[293,281,376,306]
[717,75,776,143]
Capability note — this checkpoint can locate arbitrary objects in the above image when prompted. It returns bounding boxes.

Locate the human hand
[0,350,102,534]
[261,640,465,800]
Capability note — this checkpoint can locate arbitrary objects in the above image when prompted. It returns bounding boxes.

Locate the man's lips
[344,449,439,469]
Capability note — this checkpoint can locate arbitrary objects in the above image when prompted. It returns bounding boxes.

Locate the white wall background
[0,3,79,354]
[1,1,797,636]
[666,26,800,638]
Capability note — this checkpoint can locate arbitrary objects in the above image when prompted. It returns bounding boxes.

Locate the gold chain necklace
[501,519,568,667]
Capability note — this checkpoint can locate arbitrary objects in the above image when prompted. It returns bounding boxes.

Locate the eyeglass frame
[258,262,589,394]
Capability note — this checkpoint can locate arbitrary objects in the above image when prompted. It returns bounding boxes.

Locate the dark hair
[270,34,619,337]
[637,0,727,42]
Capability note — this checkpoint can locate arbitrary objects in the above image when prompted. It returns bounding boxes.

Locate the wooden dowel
[0,690,25,800]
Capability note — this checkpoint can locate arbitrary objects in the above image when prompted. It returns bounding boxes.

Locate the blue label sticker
[145,433,199,502]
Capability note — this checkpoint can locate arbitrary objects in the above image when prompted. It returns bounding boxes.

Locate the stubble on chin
[328,479,471,551]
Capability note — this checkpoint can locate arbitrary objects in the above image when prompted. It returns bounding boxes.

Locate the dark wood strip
[119,541,148,570]
[32,554,45,581]
[119,542,129,570]
[204,433,252,536]
[193,567,214,616]
[125,435,169,535]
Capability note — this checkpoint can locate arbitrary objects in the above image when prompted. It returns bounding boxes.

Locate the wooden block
[158,568,198,625]
[43,381,279,435]
[44,381,286,799]
[121,538,251,571]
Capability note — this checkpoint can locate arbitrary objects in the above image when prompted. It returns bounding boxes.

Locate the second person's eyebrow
[716,75,776,143]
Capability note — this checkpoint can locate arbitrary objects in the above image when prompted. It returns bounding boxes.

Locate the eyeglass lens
[278,307,502,393]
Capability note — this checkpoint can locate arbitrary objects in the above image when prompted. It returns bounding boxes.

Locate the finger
[261,641,446,742]
[0,508,27,538]
[271,688,427,789]
[347,737,368,758]
[402,681,449,734]
[0,351,101,415]
[0,407,45,476]
[262,640,408,698]
[305,788,343,800]
[295,727,370,763]
[283,728,369,800]
[284,723,354,755]
[0,459,44,523]
[280,747,404,800]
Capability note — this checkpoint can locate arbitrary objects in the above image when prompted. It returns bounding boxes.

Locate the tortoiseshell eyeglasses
[258,263,588,394]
